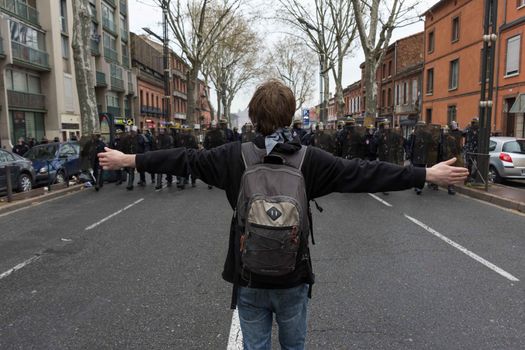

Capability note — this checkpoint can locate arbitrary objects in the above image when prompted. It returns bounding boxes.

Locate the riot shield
[388,128,405,165]
[353,126,367,159]
[411,124,430,165]
[426,124,441,166]
[312,129,337,155]
[442,130,464,167]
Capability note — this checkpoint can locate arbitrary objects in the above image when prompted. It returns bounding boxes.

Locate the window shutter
[506,36,520,75]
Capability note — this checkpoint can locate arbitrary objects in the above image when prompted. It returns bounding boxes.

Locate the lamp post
[298,17,325,124]
[143,0,170,123]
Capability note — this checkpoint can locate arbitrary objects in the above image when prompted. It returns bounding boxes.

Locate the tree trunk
[72,0,99,135]
[323,66,329,124]
[221,90,228,120]
[363,61,379,127]
[186,62,201,126]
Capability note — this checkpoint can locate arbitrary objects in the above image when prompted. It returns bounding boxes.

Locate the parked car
[0,148,36,194]
[23,142,80,186]
[488,137,525,183]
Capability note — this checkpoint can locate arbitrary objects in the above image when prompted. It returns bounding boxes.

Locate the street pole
[162,1,171,124]
[476,0,497,189]
[319,53,324,124]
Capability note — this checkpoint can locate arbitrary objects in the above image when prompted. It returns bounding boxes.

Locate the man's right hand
[426,158,469,186]
[98,147,136,170]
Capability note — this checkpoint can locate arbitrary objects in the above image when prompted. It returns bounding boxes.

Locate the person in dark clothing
[219,118,235,143]
[99,80,468,350]
[173,125,198,189]
[291,116,307,142]
[112,129,125,185]
[135,129,147,186]
[93,134,106,191]
[13,137,29,156]
[154,128,174,189]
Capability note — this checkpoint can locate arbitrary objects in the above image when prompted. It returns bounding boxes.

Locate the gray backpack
[236,142,310,277]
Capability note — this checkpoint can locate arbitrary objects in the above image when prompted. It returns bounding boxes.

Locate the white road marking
[368,193,393,207]
[85,198,144,231]
[227,309,243,349]
[404,214,519,282]
[0,255,40,281]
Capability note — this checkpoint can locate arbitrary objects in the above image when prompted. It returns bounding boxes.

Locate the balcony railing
[173,90,187,99]
[140,105,163,115]
[102,18,116,33]
[11,41,49,69]
[107,106,121,117]
[104,47,118,62]
[90,39,99,55]
[1,0,39,25]
[111,76,124,91]
[119,0,127,15]
[395,103,418,115]
[127,82,134,94]
[96,71,107,86]
[7,90,45,110]
[104,0,116,7]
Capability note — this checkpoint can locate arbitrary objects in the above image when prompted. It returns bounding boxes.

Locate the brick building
[423,0,525,135]
[343,80,363,120]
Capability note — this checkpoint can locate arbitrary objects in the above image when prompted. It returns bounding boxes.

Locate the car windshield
[24,145,59,160]
[502,140,525,154]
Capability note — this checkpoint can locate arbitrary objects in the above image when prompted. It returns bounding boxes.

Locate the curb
[0,184,85,215]
[454,185,525,213]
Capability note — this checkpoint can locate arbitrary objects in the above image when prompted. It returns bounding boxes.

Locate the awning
[509,94,525,113]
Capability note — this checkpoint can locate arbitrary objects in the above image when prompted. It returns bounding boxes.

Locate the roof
[423,0,448,16]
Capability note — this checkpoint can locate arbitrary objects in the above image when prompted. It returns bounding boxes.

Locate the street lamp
[142,1,170,123]
[298,17,325,124]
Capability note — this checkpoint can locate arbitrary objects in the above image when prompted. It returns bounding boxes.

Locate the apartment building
[92,0,136,139]
[343,80,363,120]
[0,0,83,146]
[494,0,525,137]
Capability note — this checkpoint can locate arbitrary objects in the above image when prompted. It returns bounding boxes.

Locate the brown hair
[248,80,296,136]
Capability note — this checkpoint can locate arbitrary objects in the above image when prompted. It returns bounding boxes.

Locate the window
[60,0,68,33]
[61,35,69,59]
[403,82,408,104]
[449,59,459,90]
[388,61,392,77]
[64,76,74,112]
[518,0,525,8]
[452,16,460,42]
[412,79,418,104]
[382,63,386,79]
[102,4,115,32]
[502,140,525,153]
[426,108,432,123]
[381,89,386,107]
[5,69,41,93]
[428,31,435,53]
[388,88,392,105]
[505,35,521,76]
[395,84,400,105]
[426,69,434,94]
[10,21,46,51]
[489,140,497,152]
[447,105,457,124]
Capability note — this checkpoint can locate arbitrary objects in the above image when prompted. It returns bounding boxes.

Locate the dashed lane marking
[368,193,393,207]
[0,255,40,281]
[85,198,144,231]
[404,214,519,282]
[227,309,243,349]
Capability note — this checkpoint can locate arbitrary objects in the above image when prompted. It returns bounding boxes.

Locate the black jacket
[136,136,426,289]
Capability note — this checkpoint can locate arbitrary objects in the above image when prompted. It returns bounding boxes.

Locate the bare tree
[351,0,418,126]
[204,14,261,123]
[263,38,316,113]
[276,0,358,121]
[159,0,241,125]
[72,0,99,135]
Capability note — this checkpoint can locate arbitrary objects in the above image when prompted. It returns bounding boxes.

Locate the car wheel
[55,170,66,184]
[488,166,502,184]
[17,173,32,192]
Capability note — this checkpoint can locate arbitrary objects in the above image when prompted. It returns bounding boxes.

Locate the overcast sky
[129,0,440,114]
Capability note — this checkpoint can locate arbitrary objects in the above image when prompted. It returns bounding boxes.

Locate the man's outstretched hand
[426,158,469,186]
[98,147,136,170]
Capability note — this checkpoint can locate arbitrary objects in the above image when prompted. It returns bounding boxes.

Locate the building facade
[0,0,83,147]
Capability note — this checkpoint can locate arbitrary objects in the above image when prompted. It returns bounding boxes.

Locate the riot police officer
[154,128,174,189]
[464,117,479,182]
[291,116,307,142]
[364,125,377,161]
[241,122,256,143]
[112,129,125,185]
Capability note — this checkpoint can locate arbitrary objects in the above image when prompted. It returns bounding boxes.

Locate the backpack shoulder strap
[241,142,266,168]
[279,146,307,171]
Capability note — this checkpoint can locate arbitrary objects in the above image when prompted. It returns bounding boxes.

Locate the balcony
[111,76,124,91]
[11,41,49,70]
[102,18,116,34]
[7,90,45,110]
[119,0,127,15]
[127,82,134,94]
[90,39,99,55]
[140,105,163,115]
[1,0,39,26]
[173,90,187,99]
[121,29,128,42]
[395,103,418,115]
[122,55,129,68]
[104,0,116,7]
[104,47,118,62]
[107,106,121,117]
[96,71,107,87]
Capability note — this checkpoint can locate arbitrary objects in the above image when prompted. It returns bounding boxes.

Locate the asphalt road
[0,180,524,349]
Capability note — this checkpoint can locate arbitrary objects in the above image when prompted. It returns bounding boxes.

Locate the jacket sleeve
[135,142,244,195]
[302,146,426,200]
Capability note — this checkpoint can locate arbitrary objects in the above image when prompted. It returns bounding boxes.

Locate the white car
[488,137,525,183]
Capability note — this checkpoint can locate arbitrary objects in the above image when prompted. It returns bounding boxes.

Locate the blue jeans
[237,284,309,350]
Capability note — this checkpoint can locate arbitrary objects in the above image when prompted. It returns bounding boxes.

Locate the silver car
[488,137,525,183]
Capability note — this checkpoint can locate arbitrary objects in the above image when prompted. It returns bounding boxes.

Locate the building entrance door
[505,97,516,136]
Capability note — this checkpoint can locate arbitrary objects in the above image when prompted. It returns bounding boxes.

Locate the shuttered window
[505,35,521,76]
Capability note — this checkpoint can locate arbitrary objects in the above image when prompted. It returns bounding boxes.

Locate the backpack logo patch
[266,206,282,221]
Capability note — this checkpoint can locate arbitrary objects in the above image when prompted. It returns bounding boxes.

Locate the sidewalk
[454,182,525,213]
[0,183,85,215]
